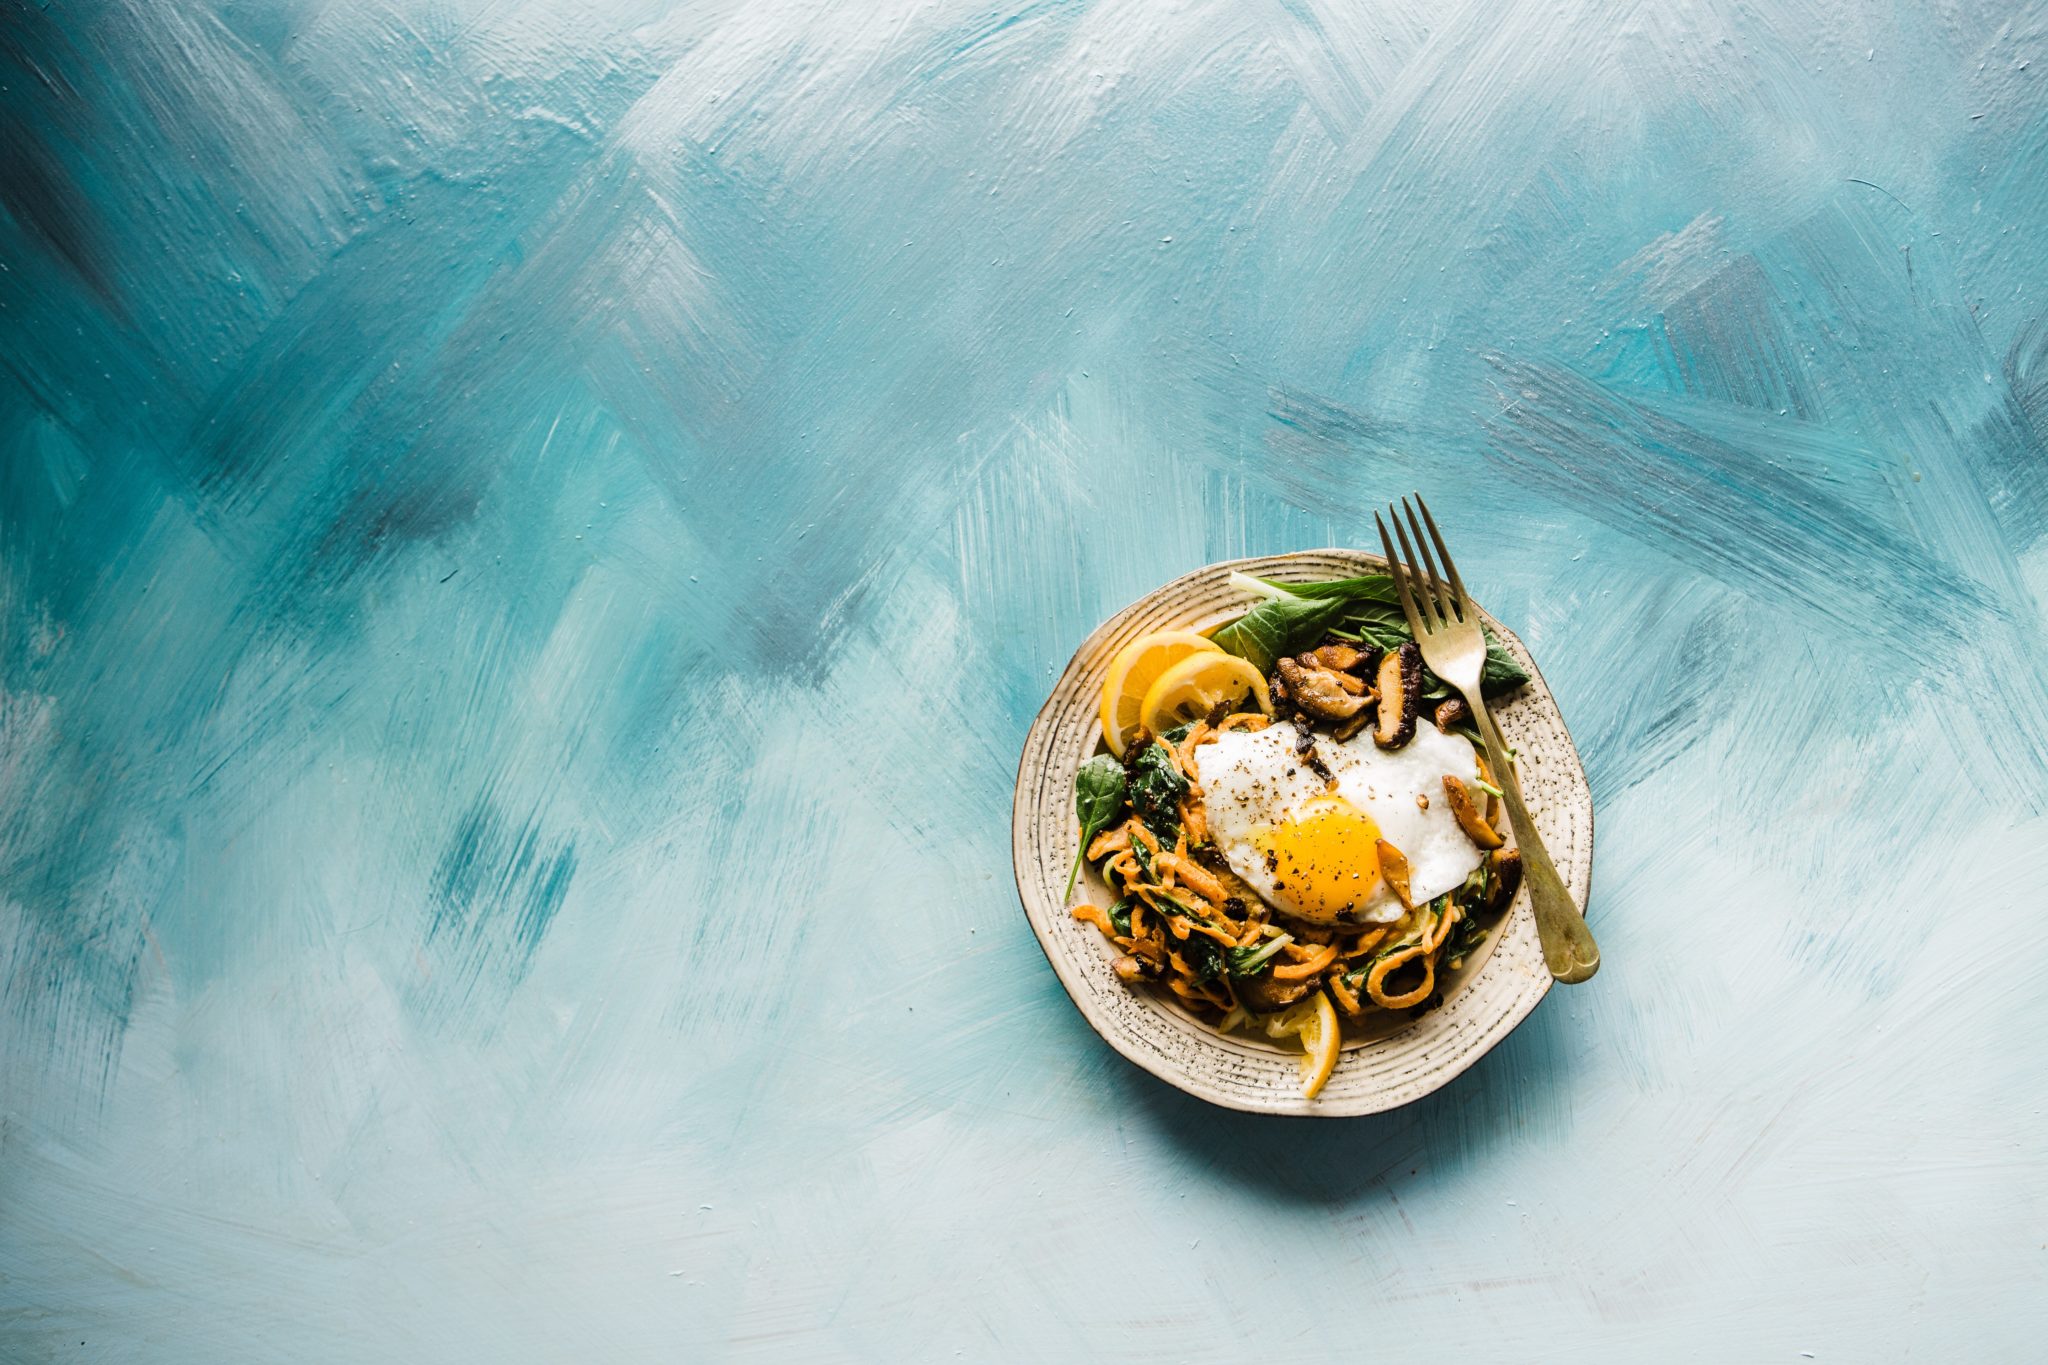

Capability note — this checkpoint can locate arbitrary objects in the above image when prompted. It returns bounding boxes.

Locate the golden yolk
[1254,794,1382,920]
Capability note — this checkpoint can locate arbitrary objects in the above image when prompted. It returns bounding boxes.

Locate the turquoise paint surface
[4,1,2046,1358]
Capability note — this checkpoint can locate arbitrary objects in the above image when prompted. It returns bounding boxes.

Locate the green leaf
[1064,753,1127,900]
[1336,611,1411,654]
[1477,641,1531,695]
[1108,897,1134,936]
[1209,594,1349,674]
[1181,933,1224,983]
[1256,573,1402,604]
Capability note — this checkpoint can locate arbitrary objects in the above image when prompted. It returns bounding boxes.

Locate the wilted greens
[1124,740,1188,846]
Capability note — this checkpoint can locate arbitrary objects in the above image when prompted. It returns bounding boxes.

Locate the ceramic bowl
[1011,550,1593,1115]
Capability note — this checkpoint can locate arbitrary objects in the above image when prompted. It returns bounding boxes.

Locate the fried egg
[1191,719,1488,925]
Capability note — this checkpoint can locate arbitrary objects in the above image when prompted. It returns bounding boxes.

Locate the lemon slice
[1099,630,1223,756]
[1296,990,1341,1099]
[1137,651,1271,740]
[1262,990,1342,1099]
[1262,997,1317,1040]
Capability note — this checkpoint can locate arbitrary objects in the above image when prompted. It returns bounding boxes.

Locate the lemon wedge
[1099,630,1222,756]
[1137,651,1270,741]
[1264,990,1342,1099]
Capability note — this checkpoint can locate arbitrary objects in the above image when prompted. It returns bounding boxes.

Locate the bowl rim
[1010,548,1593,1116]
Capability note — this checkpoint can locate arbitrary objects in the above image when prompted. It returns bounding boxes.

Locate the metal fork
[1376,496,1600,984]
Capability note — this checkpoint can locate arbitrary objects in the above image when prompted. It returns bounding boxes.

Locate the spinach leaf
[1108,897,1134,936]
[1180,932,1225,983]
[1477,644,1532,696]
[1125,741,1188,846]
[1064,753,1127,900]
[1334,611,1411,654]
[1208,593,1350,674]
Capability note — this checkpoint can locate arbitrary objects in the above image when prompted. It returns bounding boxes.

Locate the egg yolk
[1254,794,1382,920]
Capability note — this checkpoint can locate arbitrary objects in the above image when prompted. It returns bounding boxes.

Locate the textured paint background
[3,0,2046,1358]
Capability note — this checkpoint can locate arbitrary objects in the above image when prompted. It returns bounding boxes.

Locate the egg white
[1191,719,1488,925]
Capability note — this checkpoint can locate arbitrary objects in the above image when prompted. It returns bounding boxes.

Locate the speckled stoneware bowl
[1013,550,1593,1116]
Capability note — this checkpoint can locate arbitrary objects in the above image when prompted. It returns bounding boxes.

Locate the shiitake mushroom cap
[1373,641,1422,748]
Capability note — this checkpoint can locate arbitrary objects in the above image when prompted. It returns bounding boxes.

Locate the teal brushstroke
[3,1,2047,1360]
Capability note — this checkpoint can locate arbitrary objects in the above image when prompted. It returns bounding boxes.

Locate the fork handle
[1463,688,1600,984]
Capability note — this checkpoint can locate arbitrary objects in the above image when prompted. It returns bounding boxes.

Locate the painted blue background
[4,1,2045,1358]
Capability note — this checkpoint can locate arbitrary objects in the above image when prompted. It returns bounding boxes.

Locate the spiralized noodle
[1271,942,1339,980]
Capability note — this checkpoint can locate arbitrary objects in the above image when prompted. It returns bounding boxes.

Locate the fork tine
[1374,512,1425,638]
[1413,496,1468,621]
[1388,505,1441,630]
[1402,497,1451,625]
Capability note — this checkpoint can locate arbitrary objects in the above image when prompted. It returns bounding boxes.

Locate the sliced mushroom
[1111,954,1158,984]
[1312,643,1367,673]
[1434,697,1471,731]
[1234,968,1312,1013]
[1441,773,1505,848]
[1373,641,1422,748]
[1276,656,1370,723]
[1331,669,1368,697]
[1375,838,1414,909]
[1330,710,1374,743]
[1484,847,1523,914]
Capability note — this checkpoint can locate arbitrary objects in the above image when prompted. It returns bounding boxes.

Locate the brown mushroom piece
[1434,697,1471,731]
[1441,773,1505,849]
[1311,642,1368,673]
[1326,663,1369,695]
[1234,968,1312,1013]
[1330,711,1375,743]
[1373,641,1422,748]
[1484,847,1523,914]
[1375,838,1414,909]
[1275,656,1369,724]
[1111,954,1159,984]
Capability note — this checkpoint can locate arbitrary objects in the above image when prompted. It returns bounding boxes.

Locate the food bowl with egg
[1012,550,1593,1116]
